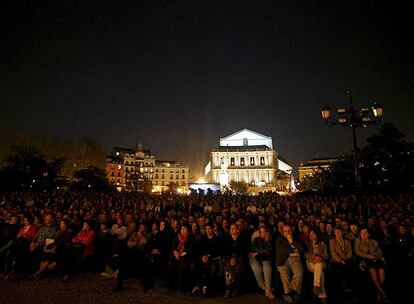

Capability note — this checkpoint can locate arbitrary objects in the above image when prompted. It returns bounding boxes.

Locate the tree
[71,166,113,191]
[126,173,152,193]
[298,123,414,193]
[167,181,178,193]
[229,180,248,194]
[0,146,66,192]
[360,123,414,191]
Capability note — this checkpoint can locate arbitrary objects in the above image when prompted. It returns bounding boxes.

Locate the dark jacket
[275,235,304,266]
[251,236,272,261]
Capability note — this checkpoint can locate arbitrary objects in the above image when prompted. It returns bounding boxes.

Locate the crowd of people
[0,191,413,303]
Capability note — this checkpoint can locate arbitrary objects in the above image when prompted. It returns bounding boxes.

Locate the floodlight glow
[197,177,206,184]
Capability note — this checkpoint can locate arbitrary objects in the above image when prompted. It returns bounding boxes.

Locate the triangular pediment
[220,129,273,149]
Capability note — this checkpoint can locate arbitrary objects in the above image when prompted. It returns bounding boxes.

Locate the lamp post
[320,89,383,188]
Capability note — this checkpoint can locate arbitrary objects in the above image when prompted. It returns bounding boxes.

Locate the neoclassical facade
[204,129,292,190]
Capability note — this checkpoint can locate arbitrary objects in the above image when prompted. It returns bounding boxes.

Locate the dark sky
[1,0,413,178]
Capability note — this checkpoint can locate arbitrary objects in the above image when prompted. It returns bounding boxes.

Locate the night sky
[1,1,413,178]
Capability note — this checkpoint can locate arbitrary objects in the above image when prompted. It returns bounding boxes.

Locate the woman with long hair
[167,225,193,291]
[249,225,275,299]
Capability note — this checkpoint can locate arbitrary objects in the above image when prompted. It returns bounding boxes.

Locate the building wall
[151,163,189,192]
[211,150,277,168]
[106,160,125,188]
[298,158,340,181]
[106,146,189,192]
[208,150,278,186]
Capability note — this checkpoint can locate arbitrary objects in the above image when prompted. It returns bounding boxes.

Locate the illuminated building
[298,157,341,181]
[152,160,189,193]
[106,144,188,192]
[204,129,292,192]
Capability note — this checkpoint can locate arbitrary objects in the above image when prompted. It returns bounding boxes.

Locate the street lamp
[320,89,383,188]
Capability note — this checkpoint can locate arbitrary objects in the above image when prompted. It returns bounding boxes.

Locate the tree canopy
[299,123,414,193]
[0,146,66,192]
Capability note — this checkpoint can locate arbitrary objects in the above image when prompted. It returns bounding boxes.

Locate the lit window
[250,157,255,166]
[118,165,122,170]
[230,157,235,166]
[260,157,265,166]
[240,157,245,166]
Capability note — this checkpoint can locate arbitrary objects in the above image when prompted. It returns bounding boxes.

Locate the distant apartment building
[106,144,189,192]
[298,157,341,181]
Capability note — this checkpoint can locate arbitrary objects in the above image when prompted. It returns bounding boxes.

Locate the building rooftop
[299,157,343,167]
[213,145,272,152]
[278,155,291,166]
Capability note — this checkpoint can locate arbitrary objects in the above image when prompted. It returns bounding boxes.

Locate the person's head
[205,223,214,238]
[277,221,285,232]
[191,222,199,234]
[60,219,68,231]
[116,217,123,226]
[198,215,206,227]
[171,218,179,229]
[334,226,343,239]
[309,229,318,242]
[326,223,333,233]
[9,216,18,224]
[44,214,53,225]
[160,220,166,231]
[23,216,32,226]
[100,222,109,232]
[259,226,268,240]
[180,225,189,236]
[138,223,147,233]
[222,220,229,229]
[319,222,326,232]
[368,218,375,227]
[341,220,349,231]
[283,225,292,238]
[230,223,238,237]
[335,218,341,226]
[82,221,91,231]
[151,222,159,233]
[350,223,358,234]
[360,228,370,240]
[399,225,406,235]
[303,224,309,234]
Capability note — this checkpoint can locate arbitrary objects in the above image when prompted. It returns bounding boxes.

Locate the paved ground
[0,273,283,304]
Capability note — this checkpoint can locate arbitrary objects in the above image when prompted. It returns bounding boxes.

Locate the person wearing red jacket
[17,217,37,241]
[61,221,95,283]
[72,221,95,257]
